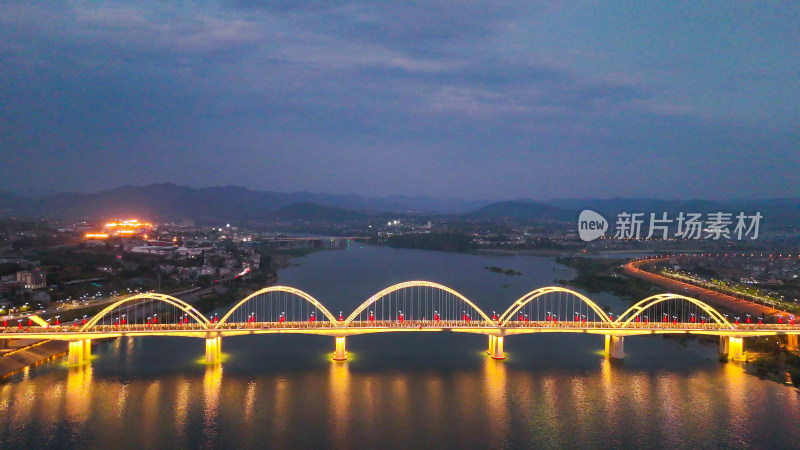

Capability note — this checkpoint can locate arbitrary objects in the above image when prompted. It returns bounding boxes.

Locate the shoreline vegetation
[744,338,800,387]
[555,256,658,301]
[485,266,521,276]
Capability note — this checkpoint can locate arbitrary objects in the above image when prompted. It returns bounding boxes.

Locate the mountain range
[0,184,797,228]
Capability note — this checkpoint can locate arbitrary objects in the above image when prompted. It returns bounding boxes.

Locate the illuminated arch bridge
[2,281,797,365]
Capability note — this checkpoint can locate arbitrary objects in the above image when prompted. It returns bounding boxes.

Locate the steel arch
[615,293,733,328]
[498,286,613,326]
[344,281,494,325]
[81,293,210,331]
[216,286,337,327]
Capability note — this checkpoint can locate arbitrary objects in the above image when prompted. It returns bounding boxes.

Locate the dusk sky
[1,1,798,200]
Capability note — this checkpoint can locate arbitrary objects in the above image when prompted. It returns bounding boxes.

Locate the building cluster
[0,267,47,292]
[667,254,800,285]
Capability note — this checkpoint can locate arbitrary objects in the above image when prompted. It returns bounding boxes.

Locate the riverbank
[0,340,68,379]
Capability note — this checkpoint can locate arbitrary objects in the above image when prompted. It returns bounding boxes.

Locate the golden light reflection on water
[11,384,36,424]
[599,358,618,424]
[243,380,256,424]
[202,363,222,443]
[360,377,378,445]
[627,373,649,433]
[142,380,161,447]
[483,357,509,444]
[0,384,11,416]
[2,343,800,447]
[724,362,749,440]
[173,379,191,439]
[568,375,589,438]
[329,361,351,447]
[40,375,65,430]
[272,377,289,448]
[66,365,93,423]
[422,376,443,438]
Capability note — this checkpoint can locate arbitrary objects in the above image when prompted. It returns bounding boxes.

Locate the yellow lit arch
[216,286,337,327]
[82,293,211,331]
[615,293,733,328]
[344,281,494,325]
[498,287,613,326]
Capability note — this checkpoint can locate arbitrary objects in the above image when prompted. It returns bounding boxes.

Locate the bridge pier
[333,336,347,361]
[787,334,798,351]
[604,335,624,359]
[488,335,505,360]
[68,339,91,365]
[720,336,744,360]
[205,337,221,364]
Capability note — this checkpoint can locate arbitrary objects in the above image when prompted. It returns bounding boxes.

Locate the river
[1,245,798,448]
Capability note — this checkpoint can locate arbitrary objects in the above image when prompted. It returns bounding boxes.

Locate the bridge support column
[604,335,624,359]
[205,337,221,364]
[68,339,90,365]
[488,335,505,360]
[720,336,744,361]
[333,336,347,361]
[787,334,798,351]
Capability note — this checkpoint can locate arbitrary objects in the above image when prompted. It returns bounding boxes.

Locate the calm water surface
[1,246,798,448]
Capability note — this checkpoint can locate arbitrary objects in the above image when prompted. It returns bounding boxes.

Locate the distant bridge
[2,282,797,365]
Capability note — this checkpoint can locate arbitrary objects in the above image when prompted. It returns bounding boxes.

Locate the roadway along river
[1,245,798,448]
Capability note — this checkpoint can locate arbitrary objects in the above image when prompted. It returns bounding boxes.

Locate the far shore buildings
[0,268,48,295]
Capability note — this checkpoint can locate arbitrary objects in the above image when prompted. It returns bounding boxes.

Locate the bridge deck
[1,321,798,340]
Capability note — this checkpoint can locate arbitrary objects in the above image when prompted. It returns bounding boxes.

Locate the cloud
[0,0,797,199]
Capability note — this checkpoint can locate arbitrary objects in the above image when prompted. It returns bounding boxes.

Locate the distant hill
[0,183,797,229]
[0,184,404,222]
[468,201,576,222]
[273,202,367,222]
